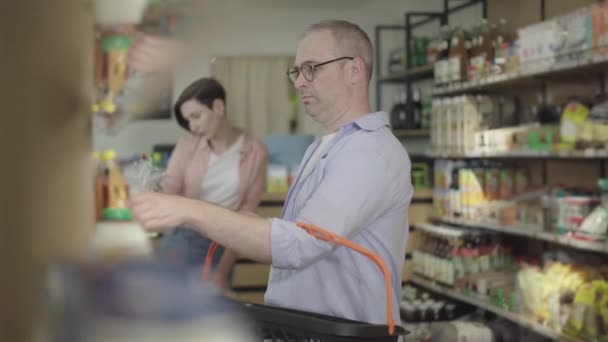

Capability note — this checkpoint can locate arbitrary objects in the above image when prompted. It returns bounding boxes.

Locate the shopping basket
[203,222,407,341]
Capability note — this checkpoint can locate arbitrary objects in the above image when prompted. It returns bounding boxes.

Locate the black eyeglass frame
[287,57,354,83]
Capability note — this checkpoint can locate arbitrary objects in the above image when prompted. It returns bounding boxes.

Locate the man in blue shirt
[130,19,413,326]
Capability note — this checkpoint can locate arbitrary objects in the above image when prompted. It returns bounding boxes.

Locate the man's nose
[294,72,309,89]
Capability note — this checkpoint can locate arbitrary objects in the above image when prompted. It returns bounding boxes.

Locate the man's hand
[128,192,195,232]
[128,34,183,73]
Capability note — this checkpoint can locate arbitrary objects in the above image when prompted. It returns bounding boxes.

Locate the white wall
[94,0,483,155]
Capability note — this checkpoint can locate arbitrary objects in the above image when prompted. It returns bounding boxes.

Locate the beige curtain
[211,56,294,138]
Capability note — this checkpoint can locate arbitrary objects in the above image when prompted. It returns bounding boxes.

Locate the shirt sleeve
[161,139,188,195]
[238,143,269,214]
[270,138,392,270]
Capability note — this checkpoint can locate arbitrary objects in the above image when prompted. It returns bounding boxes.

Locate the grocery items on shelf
[411,222,608,339]
[430,95,608,156]
[433,158,608,242]
[401,284,474,323]
[432,160,532,223]
[390,88,424,130]
[386,37,435,75]
[434,18,516,86]
[411,228,514,289]
[430,94,523,156]
[433,3,608,90]
[517,262,608,339]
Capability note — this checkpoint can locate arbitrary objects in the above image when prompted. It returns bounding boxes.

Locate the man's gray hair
[303,20,374,83]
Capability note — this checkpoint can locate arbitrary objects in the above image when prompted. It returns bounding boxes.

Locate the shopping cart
[203,222,407,341]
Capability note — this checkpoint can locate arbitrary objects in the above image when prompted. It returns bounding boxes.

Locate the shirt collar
[349,111,390,132]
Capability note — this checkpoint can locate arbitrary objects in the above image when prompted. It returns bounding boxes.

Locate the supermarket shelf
[424,150,608,160]
[422,218,608,254]
[392,129,430,138]
[432,54,608,96]
[410,275,582,342]
[379,64,434,83]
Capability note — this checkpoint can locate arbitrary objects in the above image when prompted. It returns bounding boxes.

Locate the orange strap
[202,241,219,282]
[202,222,396,335]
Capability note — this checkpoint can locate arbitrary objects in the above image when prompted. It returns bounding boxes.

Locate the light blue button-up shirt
[264,112,412,326]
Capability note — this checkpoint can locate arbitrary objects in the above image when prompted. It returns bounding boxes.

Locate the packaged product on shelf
[459,167,469,219]
[421,96,432,130]
[470,165,487,220]
[427,34,440,66]
[583,98,608,150]
[467,24,481,81]
[518,19,561,74]
[463,95,481,154]
[454,96,465,154]
[517,262,592,331]
[434,26,452,86]
[592,1,608,61]
[449,161,465,218]
[390,90,408,130]
[484,164,500,201]
[557,196,599,234]
[445,98,455,154]
[492,19,513,76]
[496,200,517,226]
[560,99,591,150]
[504,39,521,75]
[388,47,406,74]
[430,99,439,152]
[553,6,593,67]
[498,167,514,199]
[577,179,608,241]
[564,280,608,340]
[515,168,530,194]
[449,27,468,84]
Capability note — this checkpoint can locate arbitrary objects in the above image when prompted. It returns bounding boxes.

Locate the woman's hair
[174,77,227,131]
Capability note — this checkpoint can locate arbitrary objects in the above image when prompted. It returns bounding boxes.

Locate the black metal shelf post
[374,25,406,111]
[374,0,487,112]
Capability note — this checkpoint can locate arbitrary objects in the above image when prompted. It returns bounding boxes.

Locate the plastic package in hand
[123,158,166,195]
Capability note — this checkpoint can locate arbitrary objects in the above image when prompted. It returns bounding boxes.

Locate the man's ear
[349,57,366,83]
[212,98,225,115]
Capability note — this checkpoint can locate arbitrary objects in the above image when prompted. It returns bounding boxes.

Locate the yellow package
[593,122,608,144]
[560,102,590,148]
[564,281,605,340]
[598,282,608,342]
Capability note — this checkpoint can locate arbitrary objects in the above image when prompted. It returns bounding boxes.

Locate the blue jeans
[157,227,226,271]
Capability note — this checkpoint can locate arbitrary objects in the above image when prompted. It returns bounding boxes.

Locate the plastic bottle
[91,149,152,262]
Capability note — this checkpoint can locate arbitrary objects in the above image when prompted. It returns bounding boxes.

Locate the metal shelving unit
[403,2,607,340]
[410,275,582,342]
[393,129,430,138]
[424,150,608,160]
[432,52,608,97]
[417,221,608,254]
[374,0,487,137]
[378,64,434,84]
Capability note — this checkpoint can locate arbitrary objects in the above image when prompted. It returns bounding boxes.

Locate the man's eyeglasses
[287,57,354,83]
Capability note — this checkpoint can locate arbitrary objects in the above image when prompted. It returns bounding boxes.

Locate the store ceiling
[240,0,371,9]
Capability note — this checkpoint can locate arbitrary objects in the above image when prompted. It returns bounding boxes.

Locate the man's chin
[304,108,321,121]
